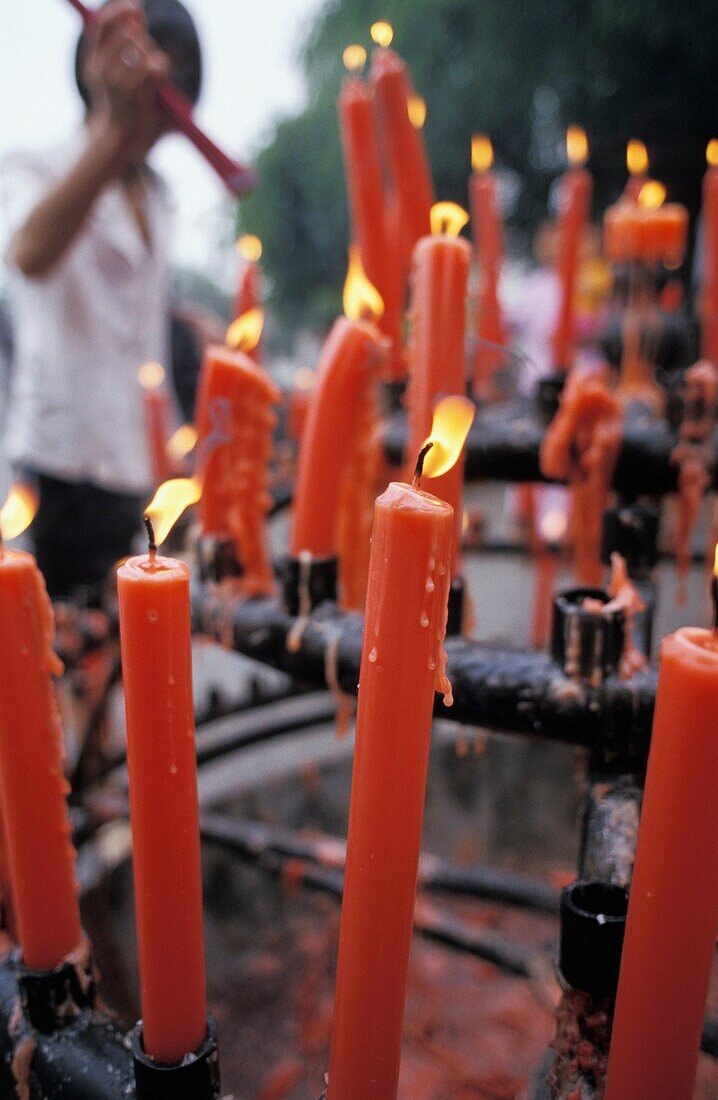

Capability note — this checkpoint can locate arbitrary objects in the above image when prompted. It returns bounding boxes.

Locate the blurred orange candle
[0,487,82,971]
[327,400,473,1100]
[139,361,173,486]
[234,235,263,362]
[606,619,718,1100]
[290,253,387,558]
[117,490,207,1064]
[469,134,506,395]
[551,126,592,370]
[702,141,718,363]
[623,138,649,202]
[406,203,472,577]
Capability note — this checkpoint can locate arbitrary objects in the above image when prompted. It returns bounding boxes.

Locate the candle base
[446,576,466,636]
[535,371,567,423]
[196,534,243,584]
[132,1015,221,1100]
[551,587,625,682]
[559,880,628,999]
[281,554,338,616]
[17,940,96,1034]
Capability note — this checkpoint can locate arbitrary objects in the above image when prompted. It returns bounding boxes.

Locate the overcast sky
[0,0,325,287]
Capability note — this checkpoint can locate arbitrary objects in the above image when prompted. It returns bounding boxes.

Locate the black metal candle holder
[559,880,628,999]
[551,587,625,683]
[535,371,567,423]
[17,943,96,1033]
[281,553,338,616]
[195,533,243,584]
[132,1016,221,1100]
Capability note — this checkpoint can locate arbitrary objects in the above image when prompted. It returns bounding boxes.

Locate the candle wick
[412,441,434,489]
[144,515,157,561]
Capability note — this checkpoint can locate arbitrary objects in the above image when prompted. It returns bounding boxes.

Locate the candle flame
[342,44,367,72]
[471,133,494,172]
[566,125,588,167]
[540,509,566,543]
[236,234,263,262]
[626,139,648,176]
[167,424,198,463]
[421,395,475,478]
[343,245,384,321]
[138,361,165,391]
[0,484,39,541]
[638,180,666,211]
[713,542,718,578]
[430,201,469,237]
[144,477,201,547]
[370,20,393,47]
[226,307,264,352]
[293,366,316,392]
[707,140,718,168]
[408,93,426,129]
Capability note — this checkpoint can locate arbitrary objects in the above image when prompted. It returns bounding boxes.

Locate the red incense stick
[63,0,255,197]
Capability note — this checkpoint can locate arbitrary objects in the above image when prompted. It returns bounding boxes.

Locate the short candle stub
[132,1016,221,1100]
[559,880,628,999]
[17,945,96,1034]
[551,588,625,682]
[281,554,338,617]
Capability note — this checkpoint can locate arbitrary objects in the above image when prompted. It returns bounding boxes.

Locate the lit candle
[406,202,472,578]
[551,126,593,371]
[702,140,718,364]
[370,23,434,276]
[139,361,173,486]
[623,138,649,202]
[233,235,264,362]
[469,133,506,397]
[605,565,718,1100]
[195,310,280,592]
[290,251,387,559]
[117,481,208,1064]
[0,486,82,971]
[339,45,404,379]
[327,399,473,1100]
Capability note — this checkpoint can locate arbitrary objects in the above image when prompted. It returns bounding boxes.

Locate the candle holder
[132,1015,221,1100]
[446,576,466,636]
[195,533,243,584]
[601,502,659,655]
[559,879,628,999]
[551,587,625,683]
[16,942,96,1034]
[281,554,338,616]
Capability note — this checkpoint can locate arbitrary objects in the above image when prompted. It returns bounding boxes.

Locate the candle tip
[413,441,434,488]
[144,515,157,558]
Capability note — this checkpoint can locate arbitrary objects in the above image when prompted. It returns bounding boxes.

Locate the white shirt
[0,129,172,494]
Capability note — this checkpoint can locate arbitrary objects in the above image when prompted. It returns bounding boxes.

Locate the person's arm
[9,0,169,279]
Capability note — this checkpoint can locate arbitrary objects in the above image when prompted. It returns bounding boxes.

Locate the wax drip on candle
[144,515,157,562]
[412,442,434,489]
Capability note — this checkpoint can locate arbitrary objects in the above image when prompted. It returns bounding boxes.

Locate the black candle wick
[413,441,434,487]
[144,515,157,556]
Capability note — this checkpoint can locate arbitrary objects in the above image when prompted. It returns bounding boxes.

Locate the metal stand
[132,1016,221,1100]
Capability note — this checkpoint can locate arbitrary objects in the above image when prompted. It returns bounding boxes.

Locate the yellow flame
[293,366,316,392]
[471,133,494,172]
[638,180,666,211]
[408,93,426,129]
[342,44,367,72]
[343,245,384,321]
[138,361,165,391]
[236,234,262,262]
[370,20,393,47]
[430,201,469,237]
[714,542,718,579]
[0,484,39,541]
[421,396,475,479]
[226,307,265,352]
[540,509,567,543]
[566,125,588,167]
[167,424,198,463]
[626,139,648,176]
[707,140,718,168]
[144,477,201,547]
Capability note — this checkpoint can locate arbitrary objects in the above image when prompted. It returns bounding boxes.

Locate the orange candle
[623,139,649,202]
[117,510,207,1063]
[139,361,173,486]
[370,33,434,275]
[405,203,472,577]
[290,260,387,558]
[551,126,593,371]
[703,141,718,363]
[0,490,82,970]
[195,336,279,590]
[605,621,718,1100]
[469,134,506,396]
[234,235,263,362]
[339,53,404,380]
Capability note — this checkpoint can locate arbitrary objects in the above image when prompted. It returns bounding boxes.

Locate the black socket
[535,371,567,423]
[446,575,465,637]
[559,879,628,999]
[551,587,625,681]
[132,1016,221,1100]
[282,554,338,616]
[196,535,243,584]
[601,504,659,573]
[17,948,96,1033]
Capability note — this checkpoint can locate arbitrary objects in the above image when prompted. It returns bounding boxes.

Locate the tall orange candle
[327,401,472,1100]
[139,361,173,486]
[406,203,472,577]
[234,235,263,362]
[551,126,593,371]
[290,256,387,558]
[605,614,718,1100]
[469,134,506,396]
[117,489,207,1064]
[339,48,404,380]
[370,26,434,275]
[702,141,718,363]
[0,487,82,971]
